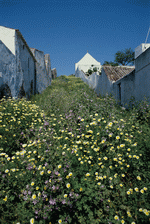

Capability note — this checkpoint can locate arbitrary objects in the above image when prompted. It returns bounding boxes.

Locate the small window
[23,45,25,49]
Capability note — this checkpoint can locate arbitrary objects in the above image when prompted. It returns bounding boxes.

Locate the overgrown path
[0,75,150,224]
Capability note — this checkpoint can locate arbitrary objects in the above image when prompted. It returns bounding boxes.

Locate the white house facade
[0,25,53,99]
[75,52,101,73]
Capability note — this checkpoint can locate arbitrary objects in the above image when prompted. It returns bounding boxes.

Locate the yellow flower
[144,211,149,216]
[114,215,119,220]
[47,170,51,174]
[5,169,9,173]
[69,172,72,177]
[103,157,108,160]
[58,220,62,223]
[120,184,123,187]
[80,188,83,191]
[30,218,34,224]
[121,220,125,224]
[121,174,125,177]
[22,144,27,148]
[58,165,62,169]
[127,191,130,195]
[140,189,144,193]
[80,161,83,164]
[31,182,34,186]
[139,208,143,212]
[85,173,90,177]
[120,144,125,147]
[36,187,39,190]
[134,187,139,192]
[40,171,44,175]
[3,196,7,201]
[116,136,120,140]
[143,187,147,191]
[32,194,36,199]
[66,183,70,188]
[110,185,113,189]
[64,194,67,198]
[137,176,141,180]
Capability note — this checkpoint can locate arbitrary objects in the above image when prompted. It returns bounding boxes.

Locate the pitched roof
[76,52,100,65]
[103,66,135,82]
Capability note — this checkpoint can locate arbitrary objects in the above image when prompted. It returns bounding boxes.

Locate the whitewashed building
[75,43,150,108]
[75,52,101,74]
[0,25,36,99]
[0,26,52,99]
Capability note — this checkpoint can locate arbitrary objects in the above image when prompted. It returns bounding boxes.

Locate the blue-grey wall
[135,46,150,103]
[30,48,51,94]
[75,68,114,97]
[0,40,16,98]
[16,32,35,98]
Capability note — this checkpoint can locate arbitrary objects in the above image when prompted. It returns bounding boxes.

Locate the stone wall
[30,48,51,94]
[0,40,16,98]
[75,68,136,108]
[51,68,57,79]
[75,68,114,97]
[134,46,150,103]
[0,26,53,99]
[16,31,35,99]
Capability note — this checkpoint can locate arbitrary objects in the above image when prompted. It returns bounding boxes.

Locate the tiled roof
[103,66,135,82]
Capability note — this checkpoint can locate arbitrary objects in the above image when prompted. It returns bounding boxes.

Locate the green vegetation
[86,65,101,76]
[0,75,150,224]
[103,48,134,66]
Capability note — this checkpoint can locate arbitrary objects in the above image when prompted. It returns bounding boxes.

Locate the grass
[0,75,150,224]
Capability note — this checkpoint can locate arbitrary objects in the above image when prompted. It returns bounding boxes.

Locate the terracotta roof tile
[103,66,135,82]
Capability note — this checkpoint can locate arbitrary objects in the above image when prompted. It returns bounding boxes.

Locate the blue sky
[1,0,150,76]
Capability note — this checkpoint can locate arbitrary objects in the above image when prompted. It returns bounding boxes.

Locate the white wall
[75,68,114,97]
[15,31,35,98]
[0,26,16,55]
[135,47,150,103]
[75,64,101,73]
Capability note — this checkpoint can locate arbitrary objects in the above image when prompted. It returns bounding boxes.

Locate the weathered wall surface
[45,54,52,81]
[114,70,135,107]
[0,26,54,99]
[75,68,114,97]
[51,68,57,79]
[30,48,51,94]
[15,31,35,98]
[135,47,150,103]
[0,40,16,98]
[75,67,136,108]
